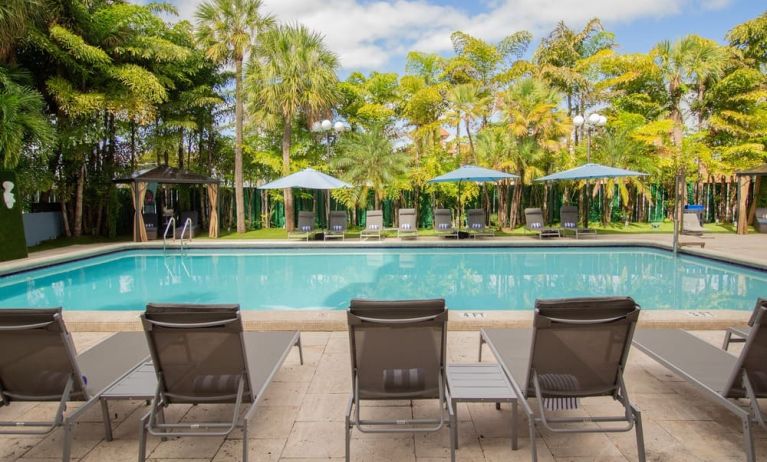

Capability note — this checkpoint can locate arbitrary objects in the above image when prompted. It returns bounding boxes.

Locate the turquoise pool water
[0,247,765,311]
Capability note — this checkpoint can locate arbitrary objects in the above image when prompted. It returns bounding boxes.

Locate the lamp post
[572,113,607,229]
[311,119,348,225]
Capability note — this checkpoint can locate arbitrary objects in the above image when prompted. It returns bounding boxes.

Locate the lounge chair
[397,208,418,239]
[433,208,457,238]
[325,210,348,240]
[466,209,495,238]
[289,211,318,241]
[559,205,596,239]
[524,207,560,238]
[138,303,302,462]
[345,298,455,462]
[480,297,645,462]
[0,308,149,461]
[682,212,704,236]
[633,305,767,462]
[722,298,766,351]
[360,210,384,240]
[175,211,200,237]
[755,208,767,233]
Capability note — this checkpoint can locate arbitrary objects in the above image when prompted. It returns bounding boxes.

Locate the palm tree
[652,35,728,222]
[445,83,487,162]
[0,68,54,168]
[196,0,273,233]
[332,125,408,209]
[498,78,570,227]
[248,24,339,231]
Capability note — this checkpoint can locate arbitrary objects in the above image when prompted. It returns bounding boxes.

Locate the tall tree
[248,24,339,231]
[196,0,273,233]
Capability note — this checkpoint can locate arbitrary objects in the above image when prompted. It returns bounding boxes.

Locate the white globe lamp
[321,119,332,131]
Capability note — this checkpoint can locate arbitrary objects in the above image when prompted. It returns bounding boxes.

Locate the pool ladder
[163,217,193,251]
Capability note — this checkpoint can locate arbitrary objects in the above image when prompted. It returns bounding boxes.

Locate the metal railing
[163,217,176,251]
[180,217,193,249]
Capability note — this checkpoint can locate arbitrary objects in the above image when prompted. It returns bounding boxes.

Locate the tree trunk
[234,57,246,233]
[178,127,185,169]
[282,119,294,231]
[748,176,761,224]
[465,117,476,163]
[73,163,85,237]
[510,181,523,229]
[60,199,71,237]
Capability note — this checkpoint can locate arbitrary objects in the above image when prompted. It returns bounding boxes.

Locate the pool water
[0,247,765,311]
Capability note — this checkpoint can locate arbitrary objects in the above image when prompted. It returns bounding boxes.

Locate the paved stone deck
[0,329,764,462]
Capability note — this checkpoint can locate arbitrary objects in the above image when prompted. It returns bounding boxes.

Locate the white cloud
[148,0,734,71]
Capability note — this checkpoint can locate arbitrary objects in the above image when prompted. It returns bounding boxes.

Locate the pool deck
[1,232,766,331]
[0,329,764,462]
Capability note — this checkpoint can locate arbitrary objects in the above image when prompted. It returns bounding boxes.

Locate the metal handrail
[180,218,193,249]
[163,217,176,250]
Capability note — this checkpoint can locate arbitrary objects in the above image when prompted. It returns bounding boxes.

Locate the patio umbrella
[535,163,648,229]
[428,165,519,233]
[259,168,351,229]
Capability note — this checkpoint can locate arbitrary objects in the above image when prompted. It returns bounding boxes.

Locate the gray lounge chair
[524,207,560,238]
[360,210,384,240]
[345,299,455,462]
[433,208,457,238]
[466,209,495,238]
[633,307,767,462]
[755,208,767,233]
[138,304,303,462]
[682,212,704,236]
[397,208,418,239]
[325,210,348,240]
[480,297,645,462]
[289,211,318,241]
[722,298,766,350]
[559,205,596,239]
[0,308,149,462]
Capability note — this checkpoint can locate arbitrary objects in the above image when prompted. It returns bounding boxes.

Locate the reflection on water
[0,247,765,311]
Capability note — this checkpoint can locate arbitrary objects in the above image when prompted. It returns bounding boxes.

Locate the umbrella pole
[458,180,462,235]
[583,181,590,230]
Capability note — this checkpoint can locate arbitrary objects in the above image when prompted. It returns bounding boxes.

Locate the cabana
[735,164,767,235]
[114,166,220,242]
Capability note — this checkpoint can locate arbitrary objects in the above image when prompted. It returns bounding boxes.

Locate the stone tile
[350,438,416,461]
[212,438,285,461]
[297,394,350,422]
[657,420,763,461]
[148,434,225,460]
[260,381,310,407]
[231,406,298,440]
[23,422,104,459]
[282,421,346,459]
[480,436,555,462]
[414,420,481,460]
[467,403,521,439]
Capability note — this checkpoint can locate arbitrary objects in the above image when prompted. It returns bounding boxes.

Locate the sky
[143,0,765,76]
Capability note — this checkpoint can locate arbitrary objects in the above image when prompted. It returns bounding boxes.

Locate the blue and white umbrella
[535,163,648,229]
[258,168,351,190]
[429,165,519,232]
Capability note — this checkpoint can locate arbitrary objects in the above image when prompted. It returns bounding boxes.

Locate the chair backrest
[0,308,87,402]
[433,209,452,230]
[347,299,447,400]
[560,206,578,228]
[365,210,383,231]
[467,209,485,229]
[399,208,416,230]
[723,300,767,398]
[297,211,315,232]
[524,208,545,229]
[683,212,702,230]
[525,297,640,398]
[179,211,199,226]
[756,208,767,220]
[329,211,347,231]
[141,304,252,404]
[747,298,767,327]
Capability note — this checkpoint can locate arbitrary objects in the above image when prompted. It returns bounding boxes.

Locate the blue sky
[153,0,765,75]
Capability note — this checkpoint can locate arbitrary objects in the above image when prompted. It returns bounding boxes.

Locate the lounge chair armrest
[544,314,630,325]
[0,320,56,331]
[355,314,441,324]
[143,317,240,329]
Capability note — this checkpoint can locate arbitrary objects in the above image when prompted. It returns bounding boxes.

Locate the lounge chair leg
[633,406,646,462]
[722,330,732,350]
[100,399,113,442]
[344,414,351,462]
[452,401,459,450]
[138,413,149,462]
[511,401,518,450]
[478,335,484,362]
[242,422,249,462]
[529,417,537,462]
[296,336,304,365]
[62,418,74,462]
[742,416,756,462]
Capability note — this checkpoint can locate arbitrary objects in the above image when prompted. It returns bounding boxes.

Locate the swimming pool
[0,246,765,311]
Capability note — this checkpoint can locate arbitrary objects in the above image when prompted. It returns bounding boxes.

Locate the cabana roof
[114,165,219,185]
[736,163,767,177]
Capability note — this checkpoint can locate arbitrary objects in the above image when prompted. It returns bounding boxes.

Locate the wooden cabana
[114,166,220,242]
[735,164,767,234]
